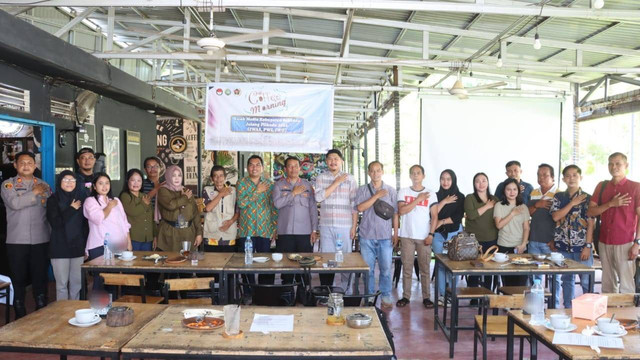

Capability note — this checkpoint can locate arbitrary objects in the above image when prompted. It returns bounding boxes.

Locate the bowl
[346,313,372,329]
[272,253,283,262]
[534,254,547,261]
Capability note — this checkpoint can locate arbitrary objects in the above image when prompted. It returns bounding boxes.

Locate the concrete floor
[0,262,596,360]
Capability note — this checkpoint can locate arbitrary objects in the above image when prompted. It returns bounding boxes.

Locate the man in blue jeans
[355,161,398,308]
[528,164,557,284]
[549,165,594,308]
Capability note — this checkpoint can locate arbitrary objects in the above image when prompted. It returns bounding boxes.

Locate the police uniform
[1,175,51,317]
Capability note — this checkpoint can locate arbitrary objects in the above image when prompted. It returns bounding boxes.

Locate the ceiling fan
[448,72,507,99]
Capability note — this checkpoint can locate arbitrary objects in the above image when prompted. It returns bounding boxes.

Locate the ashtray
[327,260,337,268]
[346,313,372,329]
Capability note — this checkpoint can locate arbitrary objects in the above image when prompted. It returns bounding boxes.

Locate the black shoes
[35,294,47,310]
[13,300,26,319]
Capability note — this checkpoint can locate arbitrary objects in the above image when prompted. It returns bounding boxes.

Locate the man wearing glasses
[1,151,51,318]
[75,147,96,195]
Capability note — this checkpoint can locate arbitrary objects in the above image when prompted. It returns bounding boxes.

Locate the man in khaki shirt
[1,151,50,318]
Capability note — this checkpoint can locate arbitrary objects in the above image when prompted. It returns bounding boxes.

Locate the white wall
[420,95,564,196]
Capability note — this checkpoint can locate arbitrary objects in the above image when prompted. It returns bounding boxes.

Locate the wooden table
[223,252,370,301]
[507,308,640,359]
[0,300,165,359]
[81,251,233,302]
[434,253,595,358]
[121,305,393,359]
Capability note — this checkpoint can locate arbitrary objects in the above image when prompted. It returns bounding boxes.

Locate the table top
[224,252,370,273]
[509,308,640,359]
[435,253,595,274]
[121,305,393,358]
[0,300,166,354]
[81,251,233,272]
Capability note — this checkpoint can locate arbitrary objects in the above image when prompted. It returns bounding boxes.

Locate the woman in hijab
[426,169,465,305]
[46,170,89,300]
[155,165,202,252]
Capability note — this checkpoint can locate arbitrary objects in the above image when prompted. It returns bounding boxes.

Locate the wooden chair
[162,277,216,305]
[237,282,297,306]
[442,286,494,330]
[100,274,163,304]
[499,286,551,298]
[601,293,640,307]
[0,281,11,324]
[474,294,530,360]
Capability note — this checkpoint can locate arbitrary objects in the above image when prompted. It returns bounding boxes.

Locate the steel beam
[54,6,97,38]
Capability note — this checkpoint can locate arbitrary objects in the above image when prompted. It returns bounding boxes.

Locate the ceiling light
[496,54,503,68]
[593,0,604,9]
[223,64,229,73]
[533,32,542,50]
[147,109,155,114]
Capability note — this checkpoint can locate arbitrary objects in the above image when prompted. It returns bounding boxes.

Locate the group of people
[2,146,639,318]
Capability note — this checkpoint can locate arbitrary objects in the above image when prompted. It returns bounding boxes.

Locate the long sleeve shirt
[83,196,130,252]
[272,177,318,235]
[1,176,50,245]
[236,176,277,239]
[313,171,357,229]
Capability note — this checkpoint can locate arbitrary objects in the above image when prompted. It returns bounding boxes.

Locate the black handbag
[367,184,394,220]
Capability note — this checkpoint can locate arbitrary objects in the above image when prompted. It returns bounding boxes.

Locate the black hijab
[435,169,465,235]
[55,170,87,209]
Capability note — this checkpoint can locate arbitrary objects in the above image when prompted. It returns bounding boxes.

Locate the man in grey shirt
[1,151,51,318]
[355,161,398,308]
[528,164,558,289]
[273,156,318,284]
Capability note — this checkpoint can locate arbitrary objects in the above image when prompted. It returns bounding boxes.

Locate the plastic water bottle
[529,279,546,325]
[244,236,253,264]
[335,235,344,263]
[103,233,113,262]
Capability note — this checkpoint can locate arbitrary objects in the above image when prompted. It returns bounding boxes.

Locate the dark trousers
[237,236,274,284]
[277,234,313,284]
[468,240,498,290]
[498,245,528,287]
[7,243,49,304]
[87,246,105,290]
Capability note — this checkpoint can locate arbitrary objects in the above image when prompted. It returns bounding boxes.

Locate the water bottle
[335,235,344,263]
[103,232,113,262]
[244,236,253,264]
[529,279,546,325]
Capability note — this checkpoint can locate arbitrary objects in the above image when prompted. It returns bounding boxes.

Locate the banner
[205,83,333,153]
[156,118,199,193]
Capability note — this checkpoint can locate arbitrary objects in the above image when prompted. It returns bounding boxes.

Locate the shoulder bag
[367,184,394,220]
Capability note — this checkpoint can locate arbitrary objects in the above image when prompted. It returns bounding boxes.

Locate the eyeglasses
[61,178,77,183]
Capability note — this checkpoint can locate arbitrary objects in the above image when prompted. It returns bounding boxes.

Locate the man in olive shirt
[1,151,51,318]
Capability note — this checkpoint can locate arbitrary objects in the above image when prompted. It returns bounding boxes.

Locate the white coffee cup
[75,308,98,324]
[597,318,622,334]
[550,314,570,329]
[550,252,564,260]
[121,251,133,260]
[272,253,283,262]
[493,253,508,262]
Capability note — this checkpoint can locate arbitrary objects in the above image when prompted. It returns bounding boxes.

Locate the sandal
[423,299,434,309]
[396,298,410,307]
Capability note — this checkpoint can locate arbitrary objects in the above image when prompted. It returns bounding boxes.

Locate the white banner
[204,83,333,153]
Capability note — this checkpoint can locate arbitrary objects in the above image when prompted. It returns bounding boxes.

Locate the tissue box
[571,293,607,320]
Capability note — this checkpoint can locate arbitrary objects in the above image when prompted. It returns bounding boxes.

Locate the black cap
[76,147,95,160]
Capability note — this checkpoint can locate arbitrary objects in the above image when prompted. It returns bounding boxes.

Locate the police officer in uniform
[1,151,51,319]
[76,147,96,196]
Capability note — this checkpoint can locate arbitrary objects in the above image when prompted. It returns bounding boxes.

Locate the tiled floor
[0,262,597,360]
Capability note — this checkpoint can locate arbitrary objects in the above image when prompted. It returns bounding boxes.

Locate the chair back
[237,282,297,306]
[99,273,147,302]
[162,277,216,304]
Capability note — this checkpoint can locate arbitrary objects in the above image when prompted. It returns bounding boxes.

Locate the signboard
[126,130,141,171]
[204,83,333,153]
[156,118,199,193]
[102,126,120,180]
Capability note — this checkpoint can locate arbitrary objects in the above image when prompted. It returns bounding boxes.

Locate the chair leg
[519,337,524,360]
[393,258,402,289]
[414,256,420,281]
[442,291,448,326]
[473,325,478,360]
[482,331,487,360]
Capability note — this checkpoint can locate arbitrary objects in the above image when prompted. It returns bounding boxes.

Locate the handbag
[447,232,482,261]
[367,184,394,220]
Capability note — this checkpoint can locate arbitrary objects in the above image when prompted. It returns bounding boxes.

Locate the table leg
[530,337,538,360]
[363,271,369,295]
[434,258,440,331]
[506,315,514,360]
[59,355,67,360]
[219,271,226,305]
[354,272,361,295]
[549,272,557,309]
[589,270,595,293]
[449,272,457,358]
[80,269,87,300]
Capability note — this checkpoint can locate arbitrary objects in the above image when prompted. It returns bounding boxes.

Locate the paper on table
[552,333,624,349]
[249,314,294,333]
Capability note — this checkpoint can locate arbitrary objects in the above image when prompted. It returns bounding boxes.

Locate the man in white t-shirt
[396,165,434,309]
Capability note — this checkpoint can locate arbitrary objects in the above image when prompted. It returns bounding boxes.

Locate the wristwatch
[428,232,435,237]
[585,243,592,248]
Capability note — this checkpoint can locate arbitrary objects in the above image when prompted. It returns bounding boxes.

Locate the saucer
[543,321,577,333]
[253,257,269,263]
[594,326,627,337]
[492,257,508,263]
[120,256,136,261]
[68,315,101,327]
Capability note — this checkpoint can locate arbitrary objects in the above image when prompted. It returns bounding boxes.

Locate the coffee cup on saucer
[493,253,508,262]
[75,308,98,324]
[550,314,570,329]
[597,318,622,334]
[121,251,133,260]
[549,252,564,261]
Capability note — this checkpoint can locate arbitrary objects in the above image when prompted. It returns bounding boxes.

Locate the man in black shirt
[76,147,96,195]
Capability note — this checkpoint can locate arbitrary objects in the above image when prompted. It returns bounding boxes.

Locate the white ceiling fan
[448,72,507,99]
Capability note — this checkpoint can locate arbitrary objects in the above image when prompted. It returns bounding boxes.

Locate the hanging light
[533,32,542,50]
[496,54,503,68]
[593,0,604,9]
[223,64,229,73]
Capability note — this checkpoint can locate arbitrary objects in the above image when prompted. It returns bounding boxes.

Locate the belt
[163,219,193,229]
